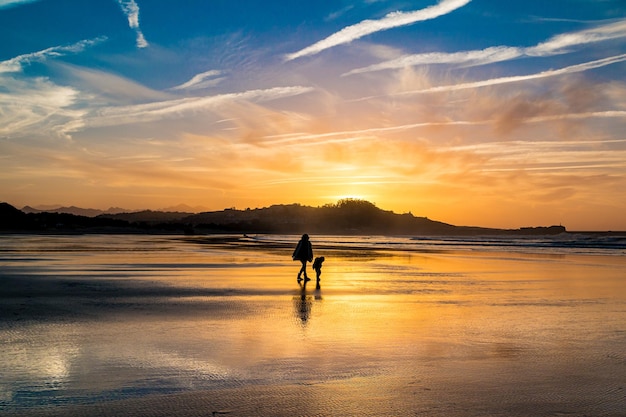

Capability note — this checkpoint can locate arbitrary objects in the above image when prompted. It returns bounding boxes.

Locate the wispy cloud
[0,76,82,138]
[0,38,105,138]
[397,54,626,95]
[116,0,148,48]
[0,37,107,73]
[345,46,522,76]
[169,70,225,91]
[346,19,626,76]
[284,0,471,61]
[62,86,314,133]
[325,5,355,22]
[527,19,626,56]
[525,111,626,124]
[0,0,38,9]
[262,120,484,147]
[62,64,173,103]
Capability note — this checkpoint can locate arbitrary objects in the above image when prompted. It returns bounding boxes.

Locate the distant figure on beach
[292,234,313,282]
[312,256,324,281]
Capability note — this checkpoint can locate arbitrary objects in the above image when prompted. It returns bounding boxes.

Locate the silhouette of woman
[292,234,313,282]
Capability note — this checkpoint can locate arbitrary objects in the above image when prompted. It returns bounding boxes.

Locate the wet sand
[1,234,624,416]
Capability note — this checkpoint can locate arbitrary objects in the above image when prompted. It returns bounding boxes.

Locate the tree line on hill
[0,199,567,236]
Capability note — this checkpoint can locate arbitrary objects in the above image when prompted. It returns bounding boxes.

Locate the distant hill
[101,210,194,223]
[22,205,131,217]
[2,203,130,232]
[2,200,567,236]
[21,204,207,217]
[180,199,566,236]
[158,204,209,213]
[181,201,459,235]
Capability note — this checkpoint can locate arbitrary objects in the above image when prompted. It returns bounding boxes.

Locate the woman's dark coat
[292,239,313,262]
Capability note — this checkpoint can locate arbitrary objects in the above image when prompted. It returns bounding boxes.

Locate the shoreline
[7,228,626,235]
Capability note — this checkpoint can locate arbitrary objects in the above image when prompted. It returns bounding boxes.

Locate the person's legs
[298,260,307,280]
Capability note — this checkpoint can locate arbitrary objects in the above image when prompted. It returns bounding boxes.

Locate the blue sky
[1,0,625,230]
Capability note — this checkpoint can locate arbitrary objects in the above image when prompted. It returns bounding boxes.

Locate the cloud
[262,120,485,147]
[527,19,626,56]
[284,0,471,61]
[116,0,149,48]
[169,70,225,91]
[0,0,38,9]
[0,76,82,138]
[449,139,626,177]
[345,46,522,76]
[325,5,355,22]
[526,110,626,123]
[346,19,626,75]
[397,54,626,95]
[0,37,107,73]
[62,85,315,133]
[0,38,106,138]
[60,64,173,103]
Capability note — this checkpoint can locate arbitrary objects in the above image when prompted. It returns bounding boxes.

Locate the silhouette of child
[312,256,325,281]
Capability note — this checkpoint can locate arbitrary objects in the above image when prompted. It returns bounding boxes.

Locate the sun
[331,194,369,202]
[337,194,364,200]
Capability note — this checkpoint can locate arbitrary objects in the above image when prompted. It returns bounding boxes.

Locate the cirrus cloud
[0,37,107,73]
[284,0,471,61]
[345,19,626,76]
[116,0,149,48]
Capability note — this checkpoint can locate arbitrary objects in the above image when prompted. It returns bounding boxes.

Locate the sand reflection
[293,278,323,326]
[1,235,624,416]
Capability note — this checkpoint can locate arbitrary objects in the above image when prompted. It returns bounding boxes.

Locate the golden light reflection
[2,235,624,414]
[0,325,78,402]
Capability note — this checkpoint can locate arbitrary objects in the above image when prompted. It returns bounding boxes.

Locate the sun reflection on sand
[0,324,79,403]
[0,235,624,415]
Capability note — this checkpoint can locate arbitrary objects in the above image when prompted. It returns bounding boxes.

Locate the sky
[1,0,625,230]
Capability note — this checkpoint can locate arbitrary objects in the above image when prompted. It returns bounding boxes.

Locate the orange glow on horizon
[2,65,625,231]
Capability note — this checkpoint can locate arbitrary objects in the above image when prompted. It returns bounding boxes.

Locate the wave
[248,233,626,255]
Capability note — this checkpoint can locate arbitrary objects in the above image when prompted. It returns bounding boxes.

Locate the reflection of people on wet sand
[295,279,312,324]
[292,234,313,283]
[294,276,322,324]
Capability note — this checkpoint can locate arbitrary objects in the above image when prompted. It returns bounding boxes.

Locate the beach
[1,234,624,416]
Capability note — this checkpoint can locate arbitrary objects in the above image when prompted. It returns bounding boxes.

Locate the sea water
[0,234,624,416]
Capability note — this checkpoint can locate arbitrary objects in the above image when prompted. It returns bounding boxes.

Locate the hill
[21,204,207,217]
[101,210,194,223]
[180,199,566,236]
[2,203,131,232]
[2,200,567,236]
[0,202,32,229]
[22,205,131,217]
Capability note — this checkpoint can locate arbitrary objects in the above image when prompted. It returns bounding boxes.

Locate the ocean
[0,233,624,416]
